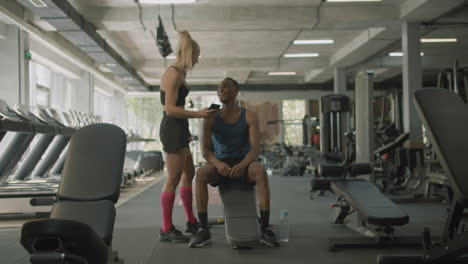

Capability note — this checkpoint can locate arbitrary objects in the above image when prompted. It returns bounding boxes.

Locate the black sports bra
[160,66,189,106]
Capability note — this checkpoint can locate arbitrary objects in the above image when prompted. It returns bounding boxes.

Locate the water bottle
[279,209,289,242]
[266,165,273,176]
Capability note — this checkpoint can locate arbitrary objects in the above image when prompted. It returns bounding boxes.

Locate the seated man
[189,77,279,248]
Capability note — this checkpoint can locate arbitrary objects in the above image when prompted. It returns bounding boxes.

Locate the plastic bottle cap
[280,210,288,217]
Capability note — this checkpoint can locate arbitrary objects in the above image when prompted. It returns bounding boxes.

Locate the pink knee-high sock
[180,187,197,224]
[161,192,176,232]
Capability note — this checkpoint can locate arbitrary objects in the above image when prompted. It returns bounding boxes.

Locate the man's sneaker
[185,221,200,234]
[188,228,212,248]
[160,226,190,243]
[260,227,280,247]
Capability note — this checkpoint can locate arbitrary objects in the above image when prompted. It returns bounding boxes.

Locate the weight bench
[218,182,260,248]
[378,88,468,263]
[20,123,126,264]
[325,164,421,251]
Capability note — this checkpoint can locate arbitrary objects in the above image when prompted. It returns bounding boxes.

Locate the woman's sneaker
[185,221,200,234]
[160,226,190,243]
[188,228,212,248]
[260,227,280,247]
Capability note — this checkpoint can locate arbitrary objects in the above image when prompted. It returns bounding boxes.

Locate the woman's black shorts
[159,112,190,153]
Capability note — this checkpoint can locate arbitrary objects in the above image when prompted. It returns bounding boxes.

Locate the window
[36,85,50,107]
[125,97,164,151]
[29,61,74,110]
[282,100,306,145]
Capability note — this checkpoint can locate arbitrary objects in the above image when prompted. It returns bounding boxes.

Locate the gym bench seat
[326,165,421,250]
[378,88,468,263]
[331,180,409,227]
[20,123,126,264]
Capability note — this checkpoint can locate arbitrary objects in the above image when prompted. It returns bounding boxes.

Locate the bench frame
[328,181,422,251]
[324,166,422,251]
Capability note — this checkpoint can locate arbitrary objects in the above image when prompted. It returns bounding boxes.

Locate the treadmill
[0,101,58,215]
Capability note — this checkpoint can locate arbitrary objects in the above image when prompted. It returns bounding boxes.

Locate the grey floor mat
[0,174,448,264]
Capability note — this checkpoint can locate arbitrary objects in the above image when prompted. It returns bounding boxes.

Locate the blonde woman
[159,31,218,242]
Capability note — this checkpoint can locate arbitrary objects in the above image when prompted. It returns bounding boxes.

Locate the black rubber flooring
[0,174,448,264]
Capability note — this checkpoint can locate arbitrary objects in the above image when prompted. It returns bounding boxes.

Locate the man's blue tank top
[212,108,250,159]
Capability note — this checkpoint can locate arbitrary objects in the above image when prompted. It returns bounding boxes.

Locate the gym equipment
[375,90,403,149]
[319,94,351,163]
[378,88,468,264]
[310,131,355,198]
[328,177,418,251]
[373,133,426,194]
[437,60,468,103]
[218,182,260,248]
[317,131,420,250]
[20,123,126,264]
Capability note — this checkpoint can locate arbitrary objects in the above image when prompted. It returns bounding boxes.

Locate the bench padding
[331,180,409,226]
[51,200,115,245]
[414,88,468,205]
[58,123,126,203]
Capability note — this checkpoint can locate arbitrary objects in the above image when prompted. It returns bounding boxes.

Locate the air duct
[16,0,149,91]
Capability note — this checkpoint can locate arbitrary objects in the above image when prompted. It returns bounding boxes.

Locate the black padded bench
[324,164,420,250]
[331,180,409,226]
[20,123,126,264]
[378,88,468,264]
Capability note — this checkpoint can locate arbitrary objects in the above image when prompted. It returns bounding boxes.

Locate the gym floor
[0,173,447,264]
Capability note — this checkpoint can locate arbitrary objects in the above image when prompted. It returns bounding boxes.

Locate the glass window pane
[282,100,305,146]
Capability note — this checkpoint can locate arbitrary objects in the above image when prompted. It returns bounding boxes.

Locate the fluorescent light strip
[389,52,424,57]
[268,72,297,76]
[29,0,47,8]
[284,53,319,58]
[421,38,457,43]
[139,0,196,4]
[326,0,381,2]
[293,39,334,45]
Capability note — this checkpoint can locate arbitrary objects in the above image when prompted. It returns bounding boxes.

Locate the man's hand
[215,162,231,177]
[229,163,248,179]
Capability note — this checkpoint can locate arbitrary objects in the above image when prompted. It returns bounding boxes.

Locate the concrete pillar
[355,71,374,165]
[72,72,94,114]
[402,22,423,141]
[334,67,347,94]
[305,100,311,145]
[19,30,29,107]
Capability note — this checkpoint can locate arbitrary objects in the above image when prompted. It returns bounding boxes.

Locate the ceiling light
[421,38,457,43]
[268,72,297,76]
[139,0,196,4]
[105,63,117,67]
[28,0,47,8]
[389,52,424,57]
[326,0,381,2]
[284,53,319,58]
[293,40,334,45]
[123,76,133,81]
